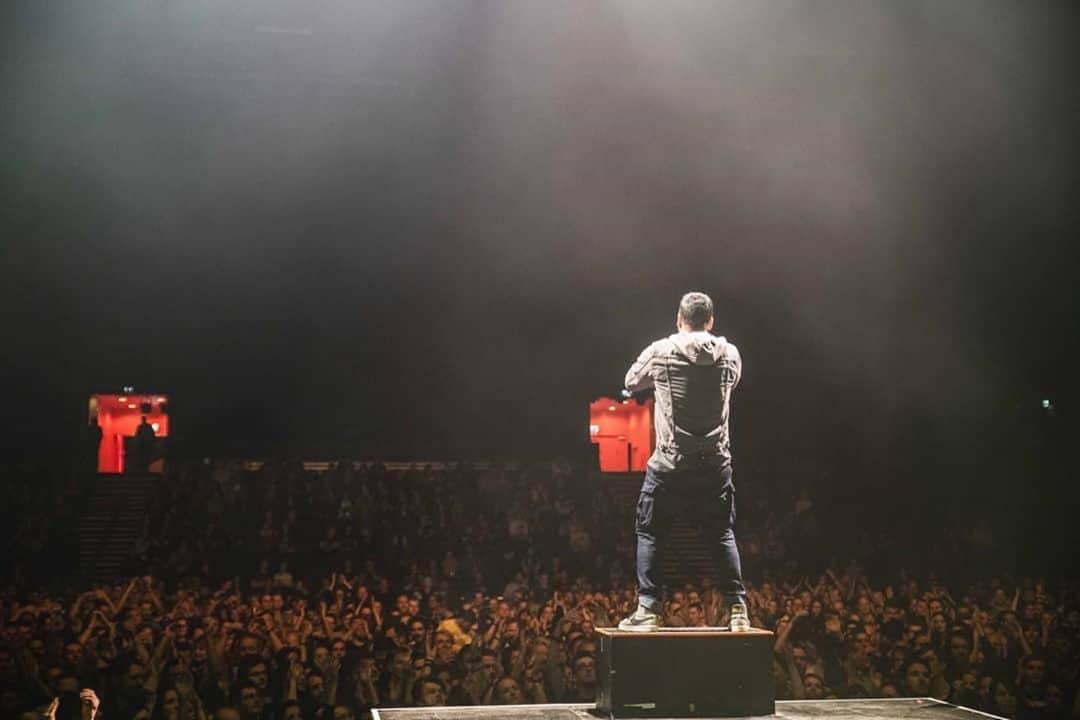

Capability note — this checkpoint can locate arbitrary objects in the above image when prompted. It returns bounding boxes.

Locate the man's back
[626,330,741,472]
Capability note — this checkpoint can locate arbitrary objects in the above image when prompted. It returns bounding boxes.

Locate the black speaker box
[596,628,775,718]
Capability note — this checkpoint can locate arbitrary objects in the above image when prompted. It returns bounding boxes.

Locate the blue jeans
[634,463,746,613]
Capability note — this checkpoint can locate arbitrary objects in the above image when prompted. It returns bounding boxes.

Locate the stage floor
[372,698,1003,720]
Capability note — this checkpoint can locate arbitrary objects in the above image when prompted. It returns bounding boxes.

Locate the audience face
[122,664,148,694]
[307,675,327,703]
[993,682,1018,716]
[247,663,269,690]
[390,651,411,677]
[948,635,970,662]
[239,637,260,658]
[63,642,84,667]
[313,646,330,666]
[238,687,260,715]
[161,689,180,720]
[573,656,596,687]
[45,667,63,693]
[433,631,455,659]
[411,658,431,680]
[1021,658,1046,688]
[904,662,931,697]
[494,677,524,705]
[480,654,500,683]
[416,680,445,706]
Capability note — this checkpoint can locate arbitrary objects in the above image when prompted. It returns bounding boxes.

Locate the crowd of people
[1,459,1077,720]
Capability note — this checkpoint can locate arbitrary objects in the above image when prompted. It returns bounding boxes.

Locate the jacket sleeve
[727,342,743,389]
[625,342,658,392]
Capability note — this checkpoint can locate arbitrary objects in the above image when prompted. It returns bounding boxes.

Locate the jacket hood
[670,331,729,366]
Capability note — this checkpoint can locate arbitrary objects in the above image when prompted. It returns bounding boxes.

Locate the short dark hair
[573,652,595,667]
[412,678,444,705]
[678,292,713,330]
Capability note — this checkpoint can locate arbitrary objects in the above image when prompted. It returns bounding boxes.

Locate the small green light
[1042,399,1051,409]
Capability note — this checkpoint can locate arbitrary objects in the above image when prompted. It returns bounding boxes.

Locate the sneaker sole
[617,623,659,632]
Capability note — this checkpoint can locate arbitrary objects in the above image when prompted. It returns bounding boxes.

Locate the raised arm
[286,659,302,701]
[625,342,658,393]
[266,616,285,654]
[113,578,140,615]
[783,643,806,700]
[78,615,100,646]
[94,588,120,618]
[206,628,230,688]
[774,612,803,654]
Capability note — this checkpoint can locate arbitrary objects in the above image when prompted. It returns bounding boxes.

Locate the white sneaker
[729,602,751,632]
[618,605,661,632]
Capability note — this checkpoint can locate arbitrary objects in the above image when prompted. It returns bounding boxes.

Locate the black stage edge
[372,697,1006,720]
[596,627,774,717]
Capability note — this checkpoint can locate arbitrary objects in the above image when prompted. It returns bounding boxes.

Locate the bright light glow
[589,424,600,435]
[128,403,137,409]
[1042,399,1051,409]
[156,397,166,403]
[608,405,617,411]
[118,397,128,402]
[151,423,160,432]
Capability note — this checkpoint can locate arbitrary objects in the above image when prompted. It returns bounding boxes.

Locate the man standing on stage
[618,292,749,632]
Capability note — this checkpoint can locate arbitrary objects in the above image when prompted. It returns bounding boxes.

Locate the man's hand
[288,659,305,686]
[42,697,58,720]
[80,689,100,720]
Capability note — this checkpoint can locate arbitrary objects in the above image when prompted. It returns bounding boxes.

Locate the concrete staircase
[600,473,714,587]
[77,475,156,580]
[662,521,715,586]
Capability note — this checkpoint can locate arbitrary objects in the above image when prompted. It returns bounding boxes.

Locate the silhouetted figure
[132,415,156,473]
[86,417,103,475]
